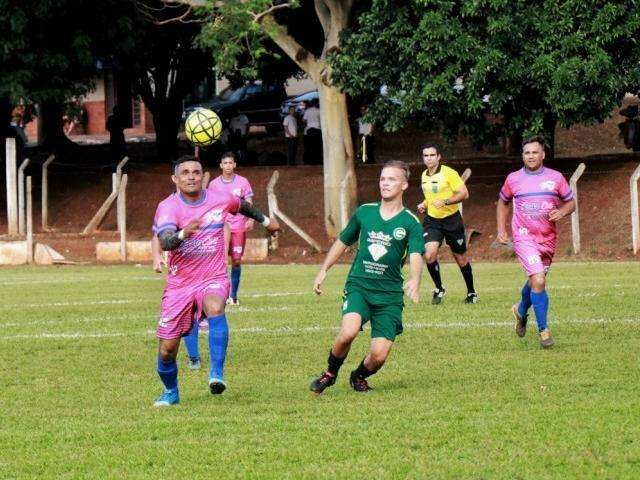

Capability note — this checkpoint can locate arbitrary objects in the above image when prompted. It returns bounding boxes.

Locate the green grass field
[1,262,639,479]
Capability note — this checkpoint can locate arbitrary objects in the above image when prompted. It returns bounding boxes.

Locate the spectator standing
[106,105,127,162]
[303,99,322,164]
[357,105,375,164]
[283,106,299,165]
[229,109,249,161]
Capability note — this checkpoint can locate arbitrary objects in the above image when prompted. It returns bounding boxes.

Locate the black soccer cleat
[464,292,479,304]
[309,372,336,394]
[208,378,227,395]
[512,304,527,338]
[431,287,446,305]
[349,370,373,392]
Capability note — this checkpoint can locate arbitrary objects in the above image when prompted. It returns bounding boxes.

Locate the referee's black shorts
[422,211,467,254]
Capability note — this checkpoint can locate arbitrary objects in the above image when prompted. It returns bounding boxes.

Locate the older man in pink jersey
[496,136,575,348]
[151,155,279,406]
[208,151,254,306]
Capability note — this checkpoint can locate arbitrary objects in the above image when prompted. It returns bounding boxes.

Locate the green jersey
[339,202,425,294]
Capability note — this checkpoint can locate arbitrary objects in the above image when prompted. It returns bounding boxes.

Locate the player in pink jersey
[151,155,279,407]
[208,152,255,306]
[497,136,575,348]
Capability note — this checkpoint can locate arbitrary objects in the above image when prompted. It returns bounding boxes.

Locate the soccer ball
[185,108,223,147]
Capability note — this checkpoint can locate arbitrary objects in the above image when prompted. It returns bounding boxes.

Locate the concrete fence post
[630,163,640,255]
[459,168,471,216]
[569,163,586,254]
[18,157,31,235]
[5,138,18,236]
[26,176,33,263]
[41,154,55,230]
[117,174,128,262]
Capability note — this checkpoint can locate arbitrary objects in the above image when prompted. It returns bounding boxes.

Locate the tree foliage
[332,0,640,150]
[0,0,133,104]
[194,0,321,85]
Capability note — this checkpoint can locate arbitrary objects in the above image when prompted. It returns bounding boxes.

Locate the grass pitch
[1,262,639,479]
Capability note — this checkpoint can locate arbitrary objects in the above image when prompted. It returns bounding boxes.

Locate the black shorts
[423,211,467,254]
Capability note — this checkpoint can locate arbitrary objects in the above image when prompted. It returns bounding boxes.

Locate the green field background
[1,263,639,479]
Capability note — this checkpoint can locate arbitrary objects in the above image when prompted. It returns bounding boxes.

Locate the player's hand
[403,279,420,304]
[313,269,327,295]
[246,218,255,231]
[417,202,426,214]
[183,219,200,238]
[152,256,165,273]
[266,216,281,237]
[548,209,565,222]
[496,230,510,244]
[432,199,446,209]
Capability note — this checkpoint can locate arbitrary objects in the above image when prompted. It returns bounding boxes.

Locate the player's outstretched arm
[496,199,511,244]
[238,200,280,236]
[403,252,423,304]
[151,235,164,272]
[313,239,348,295]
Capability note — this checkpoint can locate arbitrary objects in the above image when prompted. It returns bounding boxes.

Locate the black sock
[327,350,345,376]
[459,263,475,294]
[353,360,376,379]
[427,261,443,290]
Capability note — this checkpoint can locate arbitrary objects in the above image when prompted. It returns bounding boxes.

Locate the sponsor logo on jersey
[205,209,223,223]
[368,243,388,261]
[368,231,393,244]
[540,180,556,191]
[232,188,242,197]
[393,227,407,240]
[159,317,169,328]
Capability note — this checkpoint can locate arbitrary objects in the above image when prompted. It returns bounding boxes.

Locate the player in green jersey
[310,161,425,393]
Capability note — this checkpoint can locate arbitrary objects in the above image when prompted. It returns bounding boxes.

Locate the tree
[0,0,135,154]
[122,1,215,161]
[331,0,640,157]
[170,0,358,237]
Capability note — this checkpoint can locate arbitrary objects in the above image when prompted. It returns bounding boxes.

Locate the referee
[417,143,478,304]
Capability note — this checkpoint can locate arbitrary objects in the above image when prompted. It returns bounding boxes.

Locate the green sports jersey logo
[393,227,406,240]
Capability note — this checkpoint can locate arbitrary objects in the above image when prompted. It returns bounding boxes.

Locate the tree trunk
[40,101,76,153]
[152,102,181,161]
[1,96,12,162]
[259,1,358,238]
[318,83,356,237]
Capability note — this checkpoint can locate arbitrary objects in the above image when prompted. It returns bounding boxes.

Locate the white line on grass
[2,317,638,341]
[0,306,294,327]
[0,299,139,309]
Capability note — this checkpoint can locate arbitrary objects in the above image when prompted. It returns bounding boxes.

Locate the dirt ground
[2,116,640,264]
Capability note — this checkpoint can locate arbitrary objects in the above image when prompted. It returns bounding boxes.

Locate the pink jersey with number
[499,167,573,245]
[208,174,254,232]
[152,190,240,288]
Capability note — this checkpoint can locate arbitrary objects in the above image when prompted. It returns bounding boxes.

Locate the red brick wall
[85,100,107,135]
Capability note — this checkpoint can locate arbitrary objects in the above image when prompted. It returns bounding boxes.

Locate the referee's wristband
[261,217,271,227]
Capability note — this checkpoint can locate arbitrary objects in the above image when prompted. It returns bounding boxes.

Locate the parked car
[183,82,287,134]
[280,90,319,118]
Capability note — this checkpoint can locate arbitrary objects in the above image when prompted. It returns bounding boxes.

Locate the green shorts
[341,286,404,341]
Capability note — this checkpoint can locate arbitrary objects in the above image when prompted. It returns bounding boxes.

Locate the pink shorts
[228,230,247,260]
[157,277,230,339]
[513,238,555,276]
